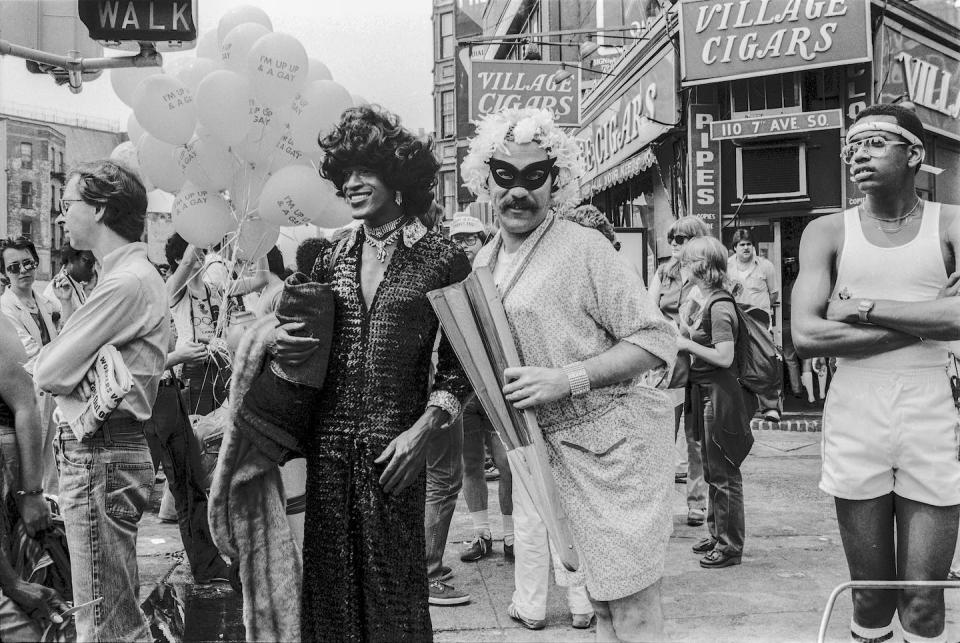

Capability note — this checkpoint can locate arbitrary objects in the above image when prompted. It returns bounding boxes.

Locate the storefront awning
[582,147,657,198]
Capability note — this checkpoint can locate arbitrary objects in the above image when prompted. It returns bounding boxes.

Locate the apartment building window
[20,143,33,170]
[51,186,58,212]
[440,90,455,139]
[21,182,33,208]
[58,151,64,172]
[439,171,456,216]
[731,73,800,116]
[21,219,33,239]
[439,12,454,59]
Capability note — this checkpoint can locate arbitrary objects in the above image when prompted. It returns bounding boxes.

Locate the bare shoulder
[799,211,844,255]
[939,202,960,237]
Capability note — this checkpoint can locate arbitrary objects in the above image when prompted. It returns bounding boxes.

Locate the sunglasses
[667,234,689,245]
[5,258,37,275]
[840,136,911,164]
[487,158,558,191]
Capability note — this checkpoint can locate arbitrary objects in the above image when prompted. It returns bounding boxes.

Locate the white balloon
[258,165,333,227]
[265,126,312,174]
[109,141,154,191]
[111,66,162,107]
[176,57,220,94]
[172,183,238,246]
[246,32,308,108]
[196,70,252,147]
[233,98,286,167]
[218,5,273,44]
[288,80,353,163]
[177,138,241,192]
[308,58,333,82]
[138,134,185,193]
[232,216,280,261]
[196,30,220,61]
[126,113,146,147]
[229,163,272,217]
[220,23,270,73]
[132,75,197,145]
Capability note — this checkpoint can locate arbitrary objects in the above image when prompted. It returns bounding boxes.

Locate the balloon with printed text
[220,22,271,73]
[288,80,353,164]
[138,134,185,193]
[132,75,197,146]
[246,32,309,109]
[258,165,340,227]
[172,183,238,247]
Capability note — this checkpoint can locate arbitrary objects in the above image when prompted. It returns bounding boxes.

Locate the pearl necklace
[363,217,407,263]
[860,198,923,233]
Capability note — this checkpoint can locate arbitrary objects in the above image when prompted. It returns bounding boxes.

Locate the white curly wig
[460,107,584,210]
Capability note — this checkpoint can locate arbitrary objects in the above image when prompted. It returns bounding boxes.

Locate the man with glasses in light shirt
[792,104,960,643]
[36,160,170,642]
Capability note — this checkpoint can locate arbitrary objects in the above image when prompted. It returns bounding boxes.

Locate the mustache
[498,195,537,210]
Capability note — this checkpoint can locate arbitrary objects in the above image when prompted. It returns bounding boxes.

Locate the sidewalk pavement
[135,429,960,642]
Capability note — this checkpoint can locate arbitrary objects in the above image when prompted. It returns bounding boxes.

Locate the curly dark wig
[320,105,440,218]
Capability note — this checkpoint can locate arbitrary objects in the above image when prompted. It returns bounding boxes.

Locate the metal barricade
[818,580,960,643]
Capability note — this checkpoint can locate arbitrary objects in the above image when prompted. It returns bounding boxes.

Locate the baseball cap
[448,214,485,236]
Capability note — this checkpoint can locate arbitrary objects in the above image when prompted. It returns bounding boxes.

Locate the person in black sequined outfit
[271,106,472,641]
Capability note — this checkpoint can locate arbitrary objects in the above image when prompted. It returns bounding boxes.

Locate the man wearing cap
[793,103,960,643]
[462,107,676,639]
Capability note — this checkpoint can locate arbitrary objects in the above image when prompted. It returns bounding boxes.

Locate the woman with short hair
[676,236,756,569]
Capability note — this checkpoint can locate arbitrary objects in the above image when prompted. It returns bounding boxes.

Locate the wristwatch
[857,299,875,323]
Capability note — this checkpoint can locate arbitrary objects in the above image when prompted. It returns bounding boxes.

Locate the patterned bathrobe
[474,215,677,601]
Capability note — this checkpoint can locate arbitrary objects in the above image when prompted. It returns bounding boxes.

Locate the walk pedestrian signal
[77,0,196,49]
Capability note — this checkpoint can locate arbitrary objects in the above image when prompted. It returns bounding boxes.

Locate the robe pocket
[558,425,629,458]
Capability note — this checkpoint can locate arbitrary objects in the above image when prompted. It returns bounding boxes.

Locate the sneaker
[571,612,596,629]
[692,537,718,554]
[436,566,454,582]
[484,463,500,481]
[428,580,470,606]
[460,535,493,562]
[508,603,545,630]
[687,508,705,526]
[504,542,514,562]
[699,548,742,569]
[762,408,781,422]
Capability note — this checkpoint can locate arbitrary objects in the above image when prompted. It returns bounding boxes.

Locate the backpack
[702,292,780,400]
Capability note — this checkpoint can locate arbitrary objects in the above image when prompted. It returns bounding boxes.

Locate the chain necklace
[363,217,407,263]
[860,198,923,233]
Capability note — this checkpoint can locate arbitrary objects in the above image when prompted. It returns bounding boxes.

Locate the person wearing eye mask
[792,103,960,643]
[463,108,677,640]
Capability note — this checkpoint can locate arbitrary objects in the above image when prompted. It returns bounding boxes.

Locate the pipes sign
[469,60,580,126]
[678,0,871,85]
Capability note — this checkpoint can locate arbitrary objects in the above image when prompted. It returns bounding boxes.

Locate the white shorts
[820,364,960,506]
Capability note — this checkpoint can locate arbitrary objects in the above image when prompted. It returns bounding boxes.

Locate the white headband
[846,121,922,147]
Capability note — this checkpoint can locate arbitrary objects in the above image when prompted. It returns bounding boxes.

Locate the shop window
[736,144,807,199]
[20,181,33,208]
[731,73,800,116]
[803,68,842,112]
[20,142,33,169]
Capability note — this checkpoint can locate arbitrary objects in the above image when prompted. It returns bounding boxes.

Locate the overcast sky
[0,0,435,134]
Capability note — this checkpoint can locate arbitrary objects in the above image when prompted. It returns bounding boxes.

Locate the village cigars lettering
[679,0,871,85]
[469,60,579,126]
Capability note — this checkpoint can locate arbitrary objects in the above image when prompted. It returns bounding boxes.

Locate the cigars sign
[468,60,580,126]
[679,0,871,86]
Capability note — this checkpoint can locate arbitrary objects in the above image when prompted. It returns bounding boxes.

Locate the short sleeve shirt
[685,298,738,374]
[727,256,778,314]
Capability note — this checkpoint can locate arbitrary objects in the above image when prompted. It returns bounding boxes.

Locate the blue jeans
[55,418,153,642]
[699,393,745,556]
[424,420,463,580]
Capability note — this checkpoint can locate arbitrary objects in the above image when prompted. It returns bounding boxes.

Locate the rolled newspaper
[52,345,133,441]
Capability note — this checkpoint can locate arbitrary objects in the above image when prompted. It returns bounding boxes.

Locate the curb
[751,417,821,432]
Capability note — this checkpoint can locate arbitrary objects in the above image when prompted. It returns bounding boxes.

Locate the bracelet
[16,488,43,498]
[427,390,462,426]
[562,362,591,397]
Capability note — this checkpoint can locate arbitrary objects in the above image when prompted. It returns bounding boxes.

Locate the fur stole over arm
[208,314,302,642]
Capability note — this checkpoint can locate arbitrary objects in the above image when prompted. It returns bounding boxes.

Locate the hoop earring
[395,192,403,207]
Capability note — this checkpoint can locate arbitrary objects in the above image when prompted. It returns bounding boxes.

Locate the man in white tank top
[792,104,960,643]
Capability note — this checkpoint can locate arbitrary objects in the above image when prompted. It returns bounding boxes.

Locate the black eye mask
[487,157,558,191]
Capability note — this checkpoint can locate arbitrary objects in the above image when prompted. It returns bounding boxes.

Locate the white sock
[901,629,946,643]
[502,515,514,546]
[850,618,894,643]
[470,511,491,538]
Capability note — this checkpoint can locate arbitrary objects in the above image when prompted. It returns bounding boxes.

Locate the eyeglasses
[840,136,911,164]
[59,198,84,213]
[452,234,482,247]
[667,234,689,245]
[5,258,37,275]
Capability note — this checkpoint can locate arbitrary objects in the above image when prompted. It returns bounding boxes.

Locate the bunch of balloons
[108,5,357,260]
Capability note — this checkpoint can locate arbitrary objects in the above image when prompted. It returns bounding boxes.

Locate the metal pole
[817,580,960,643]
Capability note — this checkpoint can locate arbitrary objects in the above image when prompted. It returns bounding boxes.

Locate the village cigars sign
[468,60,580,126]
[678,0,871,86]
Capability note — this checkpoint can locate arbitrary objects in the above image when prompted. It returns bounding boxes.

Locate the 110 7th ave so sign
[710,108,843,139]
[78,0,197,43]
[679,0,872,85]
[469,60,580,126]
